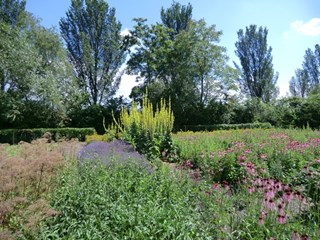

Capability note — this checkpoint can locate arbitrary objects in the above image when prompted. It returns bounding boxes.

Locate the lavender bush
[77,140,154,173]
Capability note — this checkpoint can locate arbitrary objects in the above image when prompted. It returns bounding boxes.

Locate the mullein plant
[111,92,176,161]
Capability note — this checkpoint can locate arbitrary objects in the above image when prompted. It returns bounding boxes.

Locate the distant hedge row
[181,122,272,132]
[0,128,95,144]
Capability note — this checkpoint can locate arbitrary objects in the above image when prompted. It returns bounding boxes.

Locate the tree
[289,69,309,97]
[0,6,78,128]
[234,25,278,103]
[0,0,25,26]
[160,1,192,36]
[127,4,237,127]
[289,44,320,97]
[60,0,127,106]
[303,47,320,86]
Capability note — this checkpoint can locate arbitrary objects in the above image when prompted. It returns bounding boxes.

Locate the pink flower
[222,181,230,191]
[212,183,219,190]
[283,190,293,203]
[184,160,193,168]
[277,214,286,224]
[258,211,267,226]
[253,177,262,187]
[248,186,255,193]
[274,180,282,192]
[265,188,275,199]
[238,154,246,161]
[316,159,320,164]
[291,231,300,240]
[265,198,275,210]
[277,203,284,215]
[258,216,264,226]
[246,161,256,174]
[244,149,251,154]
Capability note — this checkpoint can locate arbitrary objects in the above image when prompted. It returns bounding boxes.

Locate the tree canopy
[127,3,238,127]
[1,1,320,131]
[60,0,128,106]
[289,44,320,97]
[234,25,278,103]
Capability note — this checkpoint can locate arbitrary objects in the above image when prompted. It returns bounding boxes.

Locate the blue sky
[26,0,320,97]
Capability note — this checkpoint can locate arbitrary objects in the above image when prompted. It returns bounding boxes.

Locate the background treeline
[0,0,319,133]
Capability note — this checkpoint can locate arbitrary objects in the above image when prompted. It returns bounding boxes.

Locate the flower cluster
[78,140,153,173]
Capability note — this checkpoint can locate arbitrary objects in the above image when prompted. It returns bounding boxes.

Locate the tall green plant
[113,93,176,161]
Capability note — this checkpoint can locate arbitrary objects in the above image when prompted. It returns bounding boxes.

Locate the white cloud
[290,18,320,36]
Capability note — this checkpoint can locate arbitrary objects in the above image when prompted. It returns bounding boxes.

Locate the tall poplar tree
[60,0,127,106]
[234,25,278,102]
[302,45,320,86]
[160,1,192,36]
[289,44,320,97]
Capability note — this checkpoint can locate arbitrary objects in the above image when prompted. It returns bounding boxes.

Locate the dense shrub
[112,94,177,161]
[0,128,95,144]
[67,97,127,134]
[182,122,272,132]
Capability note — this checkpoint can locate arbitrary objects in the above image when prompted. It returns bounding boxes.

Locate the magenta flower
[277,214,286,224]
[283,190,293,203]
[275,180,282,191]
[184,160,193,168]
[212,183,219,190]
[265,188,275,199]
[244,149,251,154]
[265,198,275,210]
[258,211,267,226]
[238,154,246,161]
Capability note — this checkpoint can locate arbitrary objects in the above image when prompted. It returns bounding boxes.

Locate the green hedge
[181,122,272,132]
[0,128,95,144]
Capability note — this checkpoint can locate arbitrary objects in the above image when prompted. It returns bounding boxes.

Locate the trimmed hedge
[0,128,95,144]
[181,122,272,132]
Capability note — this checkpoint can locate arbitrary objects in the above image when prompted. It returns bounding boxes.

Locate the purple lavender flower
[78,140,153,173]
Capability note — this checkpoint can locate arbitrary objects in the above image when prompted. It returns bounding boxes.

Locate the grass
[0,129,319,239]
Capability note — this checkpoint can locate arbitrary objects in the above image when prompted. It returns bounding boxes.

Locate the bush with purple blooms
[78,140,154,173]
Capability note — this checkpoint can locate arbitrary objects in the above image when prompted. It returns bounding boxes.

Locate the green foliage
[38,161,216,239]
[0,128,95,143]
[67,98,127,134]
[85,133,114,143]
[160,1,192,36]
[0,0,26,26]
[174,128,320,184]
[235,25,279,102]
[182,122,272,131]
[127,5,237,129]
[113,94,176,161]
[0,9,79,129]
[60,0,128,106]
